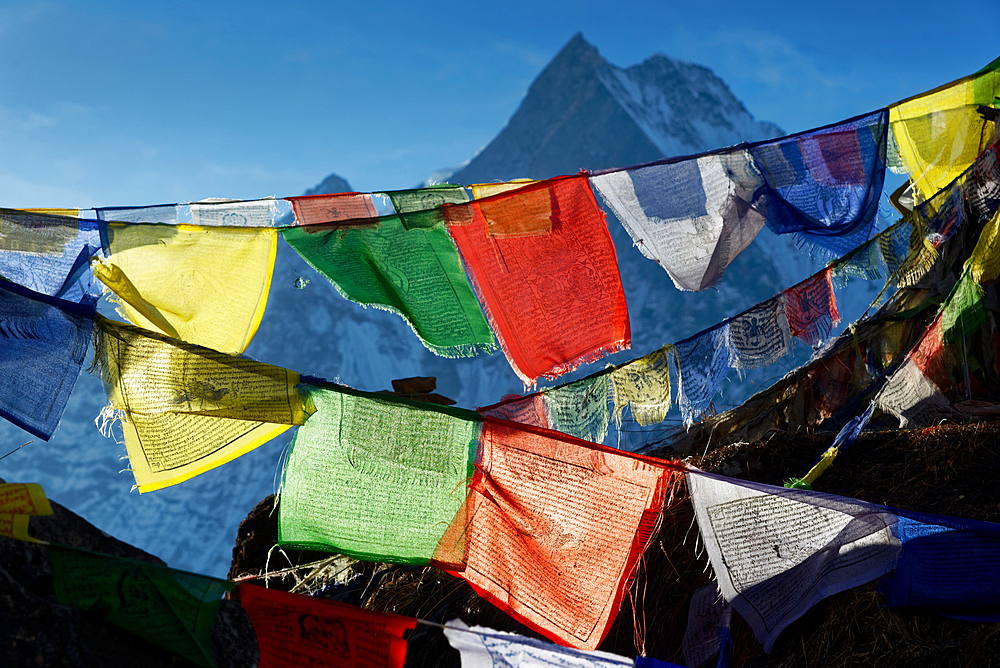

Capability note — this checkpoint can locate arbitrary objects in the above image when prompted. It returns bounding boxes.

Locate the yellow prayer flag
[969,209,1000,285]
[93,316,309,493]
[889,65,1000,203]
[0,483,53,543]
[92,223,277,354]
[470,179,535,199]
[610,346,672,426]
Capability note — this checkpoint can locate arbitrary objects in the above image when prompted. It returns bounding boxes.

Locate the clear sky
[1,0,997,207]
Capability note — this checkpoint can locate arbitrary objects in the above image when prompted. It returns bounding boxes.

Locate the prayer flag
[0,277,94,440]
[91,316,306,492]
[452,418,677,650]
[889,60,1000,203]
[279,383,480,565]
[286,192,379,227]
[687,468,900,653]
[49,544,231,667]
[610,347,671,427]
[281,194,495,358]
[238,583,415,668]
[97,198,294,227]
[726,296,792,371]
[879,510,1000,614]
[750,110,888,257]
[674,326,731,426]
[444,619,635,668]
[92,222,277,354]
[446,175,630,385]
[0,209,102,304]
[681,584,733,668]
[784,268,839,344]
[0,483,53,543]
[387,184,472,230]
[590,151,765,291]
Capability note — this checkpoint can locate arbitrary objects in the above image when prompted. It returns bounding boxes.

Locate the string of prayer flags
[91,316,307,493]
[726,295,792,371]
[0,277,95,440]
[877,509,1000,615]
[238,583,415,668]
[92,222,278,355]
[446,175,630,385]
[478,374,613,444]
[0,209,102,305]
[444,619,637,668]
[674,326,731,426]
[281,191,496,358]
[750,110,889,257]
[590,150,766,291]
[96,198,295,227]
[48,544,232,667]
[279,382,480,565]
[888,57,1000,203]
[0,483,53,543]
[686,467,901,654]
[450,418,679,650]
[387,184,472,231]
[610,347,672,427]
[784,268,840,344]
[286,192,379,227]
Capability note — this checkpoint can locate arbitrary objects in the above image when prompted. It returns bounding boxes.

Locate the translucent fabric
[286,192,378,227]
[386,184,471,231]
[279,383,480,565]
[940,270,986,344]
[726,296,792,371]
[543,374,611,443]
[750,111,888,257]
[93,223,277,354]
[471,180,535,199]
[610,347,671,426]
[92,316,306,492]
[0,278,94,440]
[452,418,677,650]
[238,583,415,668]
[674,326,732,426]
[0,483,52,543]
[889,59,1000,202]
[446,176,630,385]
[281,210,495,359]
[784,268,840,344]
[478,375,612,443]
[49,544,231,667]
[590,150,766,291]
[968,209,1000,285]
[96,198,295,227]
[0,209,102,304]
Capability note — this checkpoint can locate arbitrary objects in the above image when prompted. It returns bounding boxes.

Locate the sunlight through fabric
[92,223,277,354]
[279,383,480,565]
[91,316,306,492]
[451,418,677,650]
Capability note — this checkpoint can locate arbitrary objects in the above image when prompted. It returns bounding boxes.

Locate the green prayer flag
[281,186,495,358]
[941,269,986,345]
[49,544,231,667]
[279,383,481,564]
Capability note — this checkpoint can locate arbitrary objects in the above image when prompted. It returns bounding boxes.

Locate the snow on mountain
[0,35,885,578]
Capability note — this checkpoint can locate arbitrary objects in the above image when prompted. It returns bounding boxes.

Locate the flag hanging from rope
[446,175,630,385]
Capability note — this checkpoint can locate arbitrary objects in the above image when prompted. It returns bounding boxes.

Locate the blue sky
[0,0,997,207]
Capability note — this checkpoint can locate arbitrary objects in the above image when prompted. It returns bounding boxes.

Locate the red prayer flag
[446,175,630,385]
[448,418,680,650]
[238,583,415,668]
[288,193,379,228]
[784,267,840,344]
